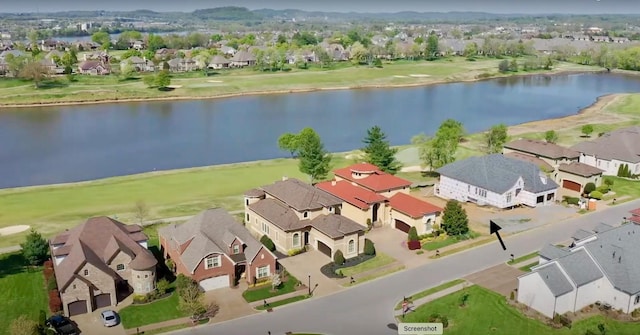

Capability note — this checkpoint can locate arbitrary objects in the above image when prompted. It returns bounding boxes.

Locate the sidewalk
[124,317,192,335]
[509,257,540,269]
[393,282,468,318]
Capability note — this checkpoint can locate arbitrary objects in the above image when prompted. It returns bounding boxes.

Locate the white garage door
[199,275,230,291]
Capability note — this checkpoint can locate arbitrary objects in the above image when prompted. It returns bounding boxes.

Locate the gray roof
[556,249,603,287]
[593,222,615,234]
[559,162,604,178]
[572,229,595,241]
[248,198,307,232]
[308,214,363,239]
[158,208,269,272]
[231,50,256,62]
[572,126,640,163]
[436,154,559,194]
[539,244,570,260]
[504,139,580,160]
[537,263,574,297]
[261,178,342,211]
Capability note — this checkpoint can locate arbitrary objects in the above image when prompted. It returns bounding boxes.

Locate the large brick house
[50,217,157,316]
[159,208,277,290]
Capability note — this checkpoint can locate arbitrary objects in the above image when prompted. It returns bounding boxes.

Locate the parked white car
[100,310,119,327]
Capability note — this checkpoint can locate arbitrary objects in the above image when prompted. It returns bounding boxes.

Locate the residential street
[176,200,640,335]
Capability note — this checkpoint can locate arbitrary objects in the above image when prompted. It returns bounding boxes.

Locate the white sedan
[100,310,119,327]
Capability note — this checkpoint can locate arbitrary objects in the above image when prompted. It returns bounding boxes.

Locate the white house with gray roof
[518,222,640,318]
[435,154,559,209]
[572,126,640,176]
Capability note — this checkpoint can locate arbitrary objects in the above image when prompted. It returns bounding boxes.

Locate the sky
[1,0,638,14]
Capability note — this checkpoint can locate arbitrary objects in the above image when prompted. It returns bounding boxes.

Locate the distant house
[77,60,110,75]
[44,50,65,60]
[230,50,256,67]
[154,48,177,60]
[39,58,63,74]
[208,55,230,69]
[159,208,277,291]
[50,217,157,316]
[220,45,236,56]
[244,177,364,259]
[166,58,198,72]
[572,126,640,176]
[435,154,559,209]
[120,56,155,72]
[518,222,640,318]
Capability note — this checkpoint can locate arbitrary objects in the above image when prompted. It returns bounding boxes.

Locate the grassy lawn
[344,265,405,287]
[400,285,640,335]
[256,294,310,310]
[338,253,395,277]
[242,274,300,303]
[507,251,539,265]
[518,262,539,272]
[394,279,466,310]
[422,232,480,251]
[0,253,49,332]
[118,291,187,329]
[608,177,640,199]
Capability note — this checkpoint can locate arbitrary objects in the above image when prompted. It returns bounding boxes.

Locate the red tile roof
[388,193,443,218]
[630,208,640,220]
[333,163,412,192]
[316,180,387,210]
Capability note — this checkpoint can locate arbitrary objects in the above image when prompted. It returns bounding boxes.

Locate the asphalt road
[176,200,640,335]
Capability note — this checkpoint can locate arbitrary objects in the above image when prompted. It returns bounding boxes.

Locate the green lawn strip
[344,265,405,287]
[338,253,395,277]
[394,279,466,310]
[429,236,494,258]
[518,262,539,272]
[0,253,49,331]
[242,274,299,302]
[256,294,310,310]
[119,292,188,329]
[422,231,481,251]
[609,177,640,199]
[507,251,539,265]
[399,285,640,335]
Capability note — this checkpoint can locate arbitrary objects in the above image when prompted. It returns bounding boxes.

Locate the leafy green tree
[407,226,419,242]
[154,70,171,89]
[429,119,465,169]
[362,126,401,174]
[5,54,27,77]
[91,31,111,46]
[411,133,436,171]
[581,124,594,137]
[484,124,508,154]
[20,229,49,266]
[498,59,510,73]
[20,61,49,88]
[278,133,299,157]
[604,178,614,187]
[147,34,166,52]
[441,200,469,236]
[143,74,156,88]
[509,59,518,72]
[426,33,439,60]
[545,130,559,144]
[584,182,596,194]
[463,42,478,58]
[177,277,205,317]
[363,238,376,255]
[333,250,345,266]
[297,127,331,183]
[260,235,275,251]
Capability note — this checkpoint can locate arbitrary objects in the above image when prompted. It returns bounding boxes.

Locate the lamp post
[308,274,311,295]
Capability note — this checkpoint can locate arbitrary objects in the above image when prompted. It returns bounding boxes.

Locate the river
[1,72,640,189]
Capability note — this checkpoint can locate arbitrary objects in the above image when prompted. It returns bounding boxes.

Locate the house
[230,50,256,67]
[154,48,177,60]
[44,50,65,60]
[387,192,443,235]
[50,217,157,316]
[120,56,155,72]
[208,55,230,69]
[166,58,198,72]
[435,154,559,209]
[332,163,412,197]
[517,222,640,318]
[628,208,640,224]
[503,139,603,196]
[572,126,640,176]
[244,177,365,259]
[77,60,110,75]
[159,208,277,290]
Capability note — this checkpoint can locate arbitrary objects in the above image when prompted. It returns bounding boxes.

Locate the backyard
[0,252,49,332]
[400,285,640,335]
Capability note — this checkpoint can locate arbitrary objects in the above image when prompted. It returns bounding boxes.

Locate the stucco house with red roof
[333,163,412,197]
[629,208,640,224]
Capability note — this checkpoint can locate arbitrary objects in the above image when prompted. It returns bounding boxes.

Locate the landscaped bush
[426,313,449,328]
[320,254,375,278]
[165,259,175,271]
[366,219,372,231]
[563,196,580,205]
[553,313,572,328]
[47,276,58,291]
[596,185,610,194]
[48,289,62,313]
[408,227,419,242]
[133,294,148,304]
[418,233,434,240]
[287,247,306,257]
[260,235,276,252]
[364,239,376,256]
[156,278,170,295]
[584,182,596,195]
[589,191,603,200]
[333,250,345,266]
[631,308,640,318]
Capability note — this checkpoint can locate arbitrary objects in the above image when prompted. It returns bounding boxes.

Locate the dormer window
[233,244,240,254]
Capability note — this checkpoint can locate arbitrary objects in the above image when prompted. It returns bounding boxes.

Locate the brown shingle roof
[559,162,604,177]
[260,178,342,211]
[504,152,554,171]
[504,139,580,160]
[51,217,156,291]
[248,198,307,232]
[572,126,640,163]
[244,188,265,198]
[308,214,363,239]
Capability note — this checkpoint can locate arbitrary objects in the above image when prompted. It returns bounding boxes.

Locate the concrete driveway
[72,309,126,335]
[464,263,525,297]
[278,250,343,297]
[204,286,257,323]
[366,226,431,268]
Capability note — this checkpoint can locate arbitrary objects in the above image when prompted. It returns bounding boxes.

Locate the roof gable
[260,178,342,211]
[333,163,412,192]
[315,180,387,210]
[388,193,443,218]
[505,139,580,159]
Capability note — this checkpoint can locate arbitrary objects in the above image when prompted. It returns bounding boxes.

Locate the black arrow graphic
[490,220,507,251]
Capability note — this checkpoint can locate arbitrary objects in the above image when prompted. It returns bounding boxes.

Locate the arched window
[293,233,300,247]
[348,239,355,253]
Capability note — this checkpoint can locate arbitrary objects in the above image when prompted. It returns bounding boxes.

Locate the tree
[362,126,401,174]
[143,74,156,88]
[91,31,111,46]
[260,235,275,251]
[10,315,38,335]
[581,124,594,137]
[349,41,369,65]
[484,124,508,154]
[134,200,149,225]
[155,70,171,89]
[407,226,419,242]
[509,59,519,72]
[430,119,465,169]
[271,272,282,291]
[584,182,596,194]
[463,42,478,58]
[545,130,559,144]
[412,133,436,171]
[5,54,27,77]
[20,61,49,88]
[498,59,510,73]
[147,34,166,52]
[363,238,376,256]
[20,229,49,266]
[333,250,345,266]
[177,277,205,317]
[604,178,614,187]
[297,127,331,183]
[278,133,299,157]
[426,33,439,60]
[441,200,469,236]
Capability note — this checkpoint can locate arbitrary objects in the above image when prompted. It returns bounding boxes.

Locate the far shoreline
[0,65,608,109]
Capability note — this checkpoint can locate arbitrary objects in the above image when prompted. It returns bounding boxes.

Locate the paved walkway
[248,288,310,309]
[337,260,405,286]
[393,282,468,317]
[124,317,191,335]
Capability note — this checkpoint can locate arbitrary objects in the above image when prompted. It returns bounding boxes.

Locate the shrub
[287,247,306,256]
[632,308,640,318]
[364,239,376,256]
[133,294,148,304]
[260,235,276,251]
[553,313,572,328]
[510,291,515,300]
[333,250,345,266]
[563,196,580,205]
[47,276,58,291]
[589,191,603,200]
[48,290,62,313]
[366,218,372,231]
[407,226,419,242]
[441,315,449,328]
[584,182,596,195]
[428,313,440,322]
[596,185,609,194]
[416,250,424,255]
[156,278,170,295]
[604,178,614,187]
[165,259,175,271]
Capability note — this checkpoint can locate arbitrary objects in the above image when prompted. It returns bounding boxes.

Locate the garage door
[562,180,581,192]
[67,300,88,316]
[95,293,111,309]
[199,275,230,291]
[317,240,332,258]
[395,219,411,233]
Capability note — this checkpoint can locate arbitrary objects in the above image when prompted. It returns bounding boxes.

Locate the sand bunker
[167,85,183,89]
[393,75,408,78]
[207,80,224,83]
[409,74,430,78]
[0,225,30,236]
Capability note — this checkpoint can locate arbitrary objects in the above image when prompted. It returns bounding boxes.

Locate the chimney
[331,180,336,186]
[282,175,288,181]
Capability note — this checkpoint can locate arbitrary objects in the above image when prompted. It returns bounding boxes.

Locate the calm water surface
[1,72,640,188]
